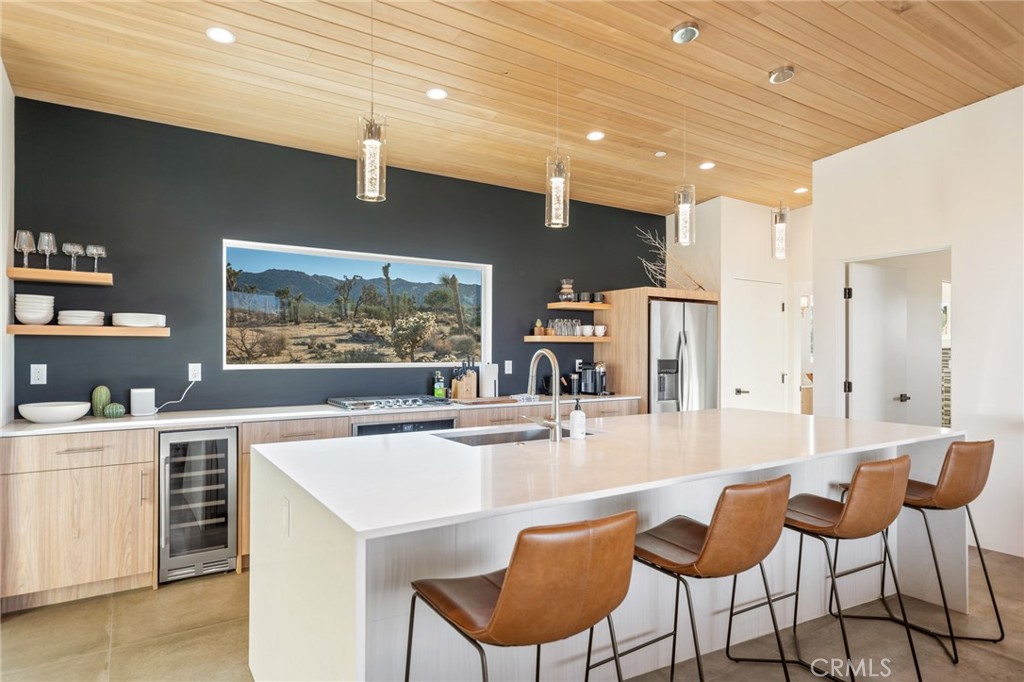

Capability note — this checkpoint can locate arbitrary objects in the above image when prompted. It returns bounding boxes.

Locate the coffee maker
[579,362,607,395]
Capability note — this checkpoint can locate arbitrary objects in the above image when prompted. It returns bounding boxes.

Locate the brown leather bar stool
[731,455,922,682]
[832,440,1003,664]
[403,510,637,682]
[590,475,792,682]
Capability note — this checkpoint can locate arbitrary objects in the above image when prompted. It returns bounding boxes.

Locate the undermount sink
[436,427,575,447]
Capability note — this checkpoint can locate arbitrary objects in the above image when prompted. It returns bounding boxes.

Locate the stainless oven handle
[281,432,317,439]
[160,455,169,550]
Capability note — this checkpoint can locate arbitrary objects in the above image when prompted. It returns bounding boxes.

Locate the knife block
[451,372,477,399]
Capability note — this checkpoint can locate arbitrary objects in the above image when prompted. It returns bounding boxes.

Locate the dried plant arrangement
[635,226,706,291]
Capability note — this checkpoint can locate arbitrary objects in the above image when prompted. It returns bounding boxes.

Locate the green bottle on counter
[433,370,445,398]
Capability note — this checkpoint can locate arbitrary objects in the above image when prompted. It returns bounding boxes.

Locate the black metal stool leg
[679,576,706,682]
[534,644,541,682]
[759,561,791,682]
[881,531,923,682]
[818,536,857,682]
[404,593,418,682]
[584,625,595,682]
[967,505,1006,643]
[607,614,625,682]
[918,507,959,662]
[670,578,681,682]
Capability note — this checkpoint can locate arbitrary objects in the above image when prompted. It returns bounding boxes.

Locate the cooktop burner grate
[327,395,450,411]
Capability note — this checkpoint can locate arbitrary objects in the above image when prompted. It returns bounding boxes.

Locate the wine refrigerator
[159,427,237,583]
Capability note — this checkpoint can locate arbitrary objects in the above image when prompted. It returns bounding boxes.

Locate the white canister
[130,388,156,416]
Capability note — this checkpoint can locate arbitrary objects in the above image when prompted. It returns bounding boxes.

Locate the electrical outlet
[30,364,47,385]
[575,359,583,372]
[188,363,202,382]
[504,360,512,374]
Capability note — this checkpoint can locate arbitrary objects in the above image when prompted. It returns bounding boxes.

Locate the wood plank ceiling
[1,1,1022,216]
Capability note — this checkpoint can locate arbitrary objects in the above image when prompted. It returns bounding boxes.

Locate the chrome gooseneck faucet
[526,348,562,442]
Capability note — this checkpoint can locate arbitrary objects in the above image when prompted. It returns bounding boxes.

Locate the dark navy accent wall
[13,99,657,410]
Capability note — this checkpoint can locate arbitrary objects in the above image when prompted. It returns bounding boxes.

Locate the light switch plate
[30,364,47,385]
[504,360,512,374]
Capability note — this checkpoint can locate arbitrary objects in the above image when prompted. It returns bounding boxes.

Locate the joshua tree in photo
[382,262,396,329]
[354,283,384,319]
[293,292,305,325]
[226,262,242,326]
[274,287,292,323]
[424,286,453,313]
[439,273,466,335]
[334,275,360,320]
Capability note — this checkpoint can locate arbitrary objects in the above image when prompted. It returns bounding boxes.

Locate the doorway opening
[845,248,951,427]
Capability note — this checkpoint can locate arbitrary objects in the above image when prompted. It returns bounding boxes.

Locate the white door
[846,262,908,421]
[723,279,785,411]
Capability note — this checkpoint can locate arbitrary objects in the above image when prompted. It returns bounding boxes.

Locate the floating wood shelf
[8,267,113,286]
[545,302,611,311]
[523,335,611,343]
[7,325,170,337]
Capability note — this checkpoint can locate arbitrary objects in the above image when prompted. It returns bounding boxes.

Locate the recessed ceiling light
[426,88,448,100]
[698,161,716,170]
[794,187,809,194]
[769,66,796,85]
[671,22,700,45]
[654,150,668,158]
[205,26,236,44]
[586,131,605,141]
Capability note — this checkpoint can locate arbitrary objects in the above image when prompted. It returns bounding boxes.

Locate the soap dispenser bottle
[433,370,445,399]
[570,399,586,440]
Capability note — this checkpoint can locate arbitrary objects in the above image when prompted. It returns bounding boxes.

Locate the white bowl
[15,310,54,325]
[18,401,91,423]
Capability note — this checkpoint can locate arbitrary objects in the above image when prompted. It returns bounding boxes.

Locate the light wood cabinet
[238,417,351,558]
[1,429,155,599]
[458,399,639,427]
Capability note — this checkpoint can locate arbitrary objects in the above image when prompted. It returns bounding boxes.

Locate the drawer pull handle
[282,432,318,439]
[489,418,516,424]
[57,446,109,455]
[139,470,147,507]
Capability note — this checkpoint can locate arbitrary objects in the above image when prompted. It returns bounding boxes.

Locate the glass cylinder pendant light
[545,154,570,228]
[357,0,386,203]
[675,184,696,245]
[771,203,788,260]
[357,113,387,202]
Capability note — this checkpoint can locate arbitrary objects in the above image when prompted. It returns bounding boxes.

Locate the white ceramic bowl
[18,401,91,423]
[15,310,54,325]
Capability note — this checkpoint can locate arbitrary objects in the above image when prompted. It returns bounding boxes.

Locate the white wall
[1,59,14,426]
[813,87,1024,556]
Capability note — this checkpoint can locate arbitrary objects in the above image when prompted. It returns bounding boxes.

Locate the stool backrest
[834,455,910,539]
[484,510,637,646]
[693,474,791,578]
[931,440,995,509]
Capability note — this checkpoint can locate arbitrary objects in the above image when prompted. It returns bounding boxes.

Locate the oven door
[351,418,457,437]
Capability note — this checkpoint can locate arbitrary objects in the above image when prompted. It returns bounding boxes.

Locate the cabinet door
[2,463,155,597]
[240,417,350,454]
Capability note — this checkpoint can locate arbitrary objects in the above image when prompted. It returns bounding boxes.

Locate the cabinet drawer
[2,430,154,475]
[240,417,350,453]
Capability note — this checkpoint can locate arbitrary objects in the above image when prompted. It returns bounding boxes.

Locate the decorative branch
[635,226,706,291]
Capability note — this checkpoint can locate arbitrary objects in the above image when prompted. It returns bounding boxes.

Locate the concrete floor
[1,548,1020,681]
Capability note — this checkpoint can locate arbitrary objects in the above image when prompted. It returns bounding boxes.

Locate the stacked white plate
[58,310,105,326]
[112,312,166,327]
[14,294,55,325]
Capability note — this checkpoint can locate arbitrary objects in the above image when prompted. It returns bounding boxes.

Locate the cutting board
[450,397,518,405]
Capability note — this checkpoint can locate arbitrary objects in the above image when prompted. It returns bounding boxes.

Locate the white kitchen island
[249,409,964,681]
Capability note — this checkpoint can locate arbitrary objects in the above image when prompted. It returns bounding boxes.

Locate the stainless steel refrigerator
[649,300,718,413]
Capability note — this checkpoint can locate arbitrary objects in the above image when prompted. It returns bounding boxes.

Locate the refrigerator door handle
[676,331,685,411]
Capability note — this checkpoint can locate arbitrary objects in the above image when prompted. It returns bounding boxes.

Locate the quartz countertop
[252,408,961,539]
[0,395,640,437]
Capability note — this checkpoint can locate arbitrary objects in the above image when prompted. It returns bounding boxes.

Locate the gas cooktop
[327,395,451,411]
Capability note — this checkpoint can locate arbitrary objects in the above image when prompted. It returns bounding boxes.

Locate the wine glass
[37,232,57,269]
[14,230,35,268]
[86,244,107,272]
[63,242,84,271]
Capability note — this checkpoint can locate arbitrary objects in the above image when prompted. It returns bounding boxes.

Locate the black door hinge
[843,380,853,393]
[781,302,786,312]
[843,287,853,299]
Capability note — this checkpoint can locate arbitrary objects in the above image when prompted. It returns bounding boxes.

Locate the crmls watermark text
[811,658,893,678]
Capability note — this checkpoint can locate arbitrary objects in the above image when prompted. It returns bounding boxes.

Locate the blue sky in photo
[226,246,481,285]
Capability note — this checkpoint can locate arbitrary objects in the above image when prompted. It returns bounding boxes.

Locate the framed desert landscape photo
[223,239,491,368]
